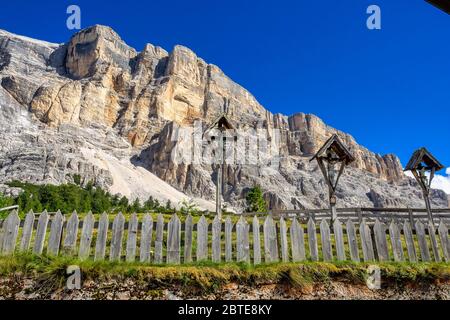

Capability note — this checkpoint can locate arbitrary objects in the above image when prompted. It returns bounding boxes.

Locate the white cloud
[404,167,450,195]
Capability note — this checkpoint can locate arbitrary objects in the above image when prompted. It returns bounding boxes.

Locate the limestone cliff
[0,26,447,210]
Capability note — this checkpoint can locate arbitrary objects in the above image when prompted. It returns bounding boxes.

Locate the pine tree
[245,185,268,212]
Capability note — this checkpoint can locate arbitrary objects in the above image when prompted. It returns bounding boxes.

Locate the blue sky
[0,1,449,177]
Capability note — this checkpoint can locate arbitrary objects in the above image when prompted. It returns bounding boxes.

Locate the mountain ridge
[0,25,447,210]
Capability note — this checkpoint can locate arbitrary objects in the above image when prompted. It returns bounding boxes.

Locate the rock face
[0,26,447,210]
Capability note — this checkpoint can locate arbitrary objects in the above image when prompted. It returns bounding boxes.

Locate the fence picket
[154,214,164,264]
[307,217,318,261]
[184,215,193,263]
[403,220,417,262]
[438,221,450,262]
[140,214,153,263]
[389,220,404,262]
[373,219,389,262]
[126,213,138,262]
[95,212,109,261]
[225,217,233,262]
[167,214,181,264]
[252,216,261,265]
[415,220,431,262]
[427,221,441,262]
[236,217,250,263]
[63,211,79,255]
[212,215,221,263]
[1,211,20,255]
[346,219,360,262]
[290,218,305,262]
[264,216,279,263]
[279,217,289,262]
[47,210,64,256]
[360,219,375,262]
[0,220,4,253]
[78,212,95,260]
[19,210,35,252]
[33,210,49,254]
[320,219,332,261]
[333,219,345,261]
[110,212,125,261]
[196,215,208,261]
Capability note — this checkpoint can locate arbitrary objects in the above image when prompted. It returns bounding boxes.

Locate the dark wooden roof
[404,147,444,171]
[203,113,235,134]
[310,134,355,164]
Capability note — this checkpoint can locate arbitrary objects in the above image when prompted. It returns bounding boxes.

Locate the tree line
[0,180,174,216]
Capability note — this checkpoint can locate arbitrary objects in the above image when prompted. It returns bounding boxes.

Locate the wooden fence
[0,210,449,264]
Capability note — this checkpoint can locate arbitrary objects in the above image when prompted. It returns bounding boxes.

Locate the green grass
[0,253,449,293]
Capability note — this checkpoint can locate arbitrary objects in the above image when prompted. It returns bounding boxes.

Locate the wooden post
[184,214,193,263]
[196,215,208,261]
[212,215,222,263]
[126,213,138,262]
[47,210,65,256]
[95,212,109,261]
[19,210,35,252]
[225,217,233,262]
[253,216,261,265]
[167,214,181,264]
[79,212,95,260]
[346,219,360,262]
[290,218,305,262]
[154,214,164,264]
[140,214,153,263]
[33,210,49,255]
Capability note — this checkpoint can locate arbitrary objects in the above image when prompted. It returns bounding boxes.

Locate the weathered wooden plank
[154,214,164,264]
[33,210,49,254]
[359,219,375,262]
[427,221,441,262]
[0,219,4,253]
[78,212,95,260]
[62,211,79,255]
[196,215,208,261]
[212,215,221,263]
[403,220,417,262]
[333,219,346,261]
[438,220,450,262]
[236,216,250,263]
[167,214,181,264]
[225,217,233,262]
[139,214,153,263]
[320,219,332,261]
[19,210,35,252]
[415,220,431,262]
[279,217,289,262]
[290,218,305,262]
[126,213,138,262]
[252,216,261,264]
[264,216,279,263]
[184,214,193,263]
[47,210,65,256]
[307,217,318,261]
[373,219,389,262]
[389,220,404,262]
[346,219,360,262]
[110,212,125,261]
[94,212,109,261]
[1,211,20,255]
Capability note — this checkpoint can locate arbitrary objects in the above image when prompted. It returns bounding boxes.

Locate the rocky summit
[0,25,447,211]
